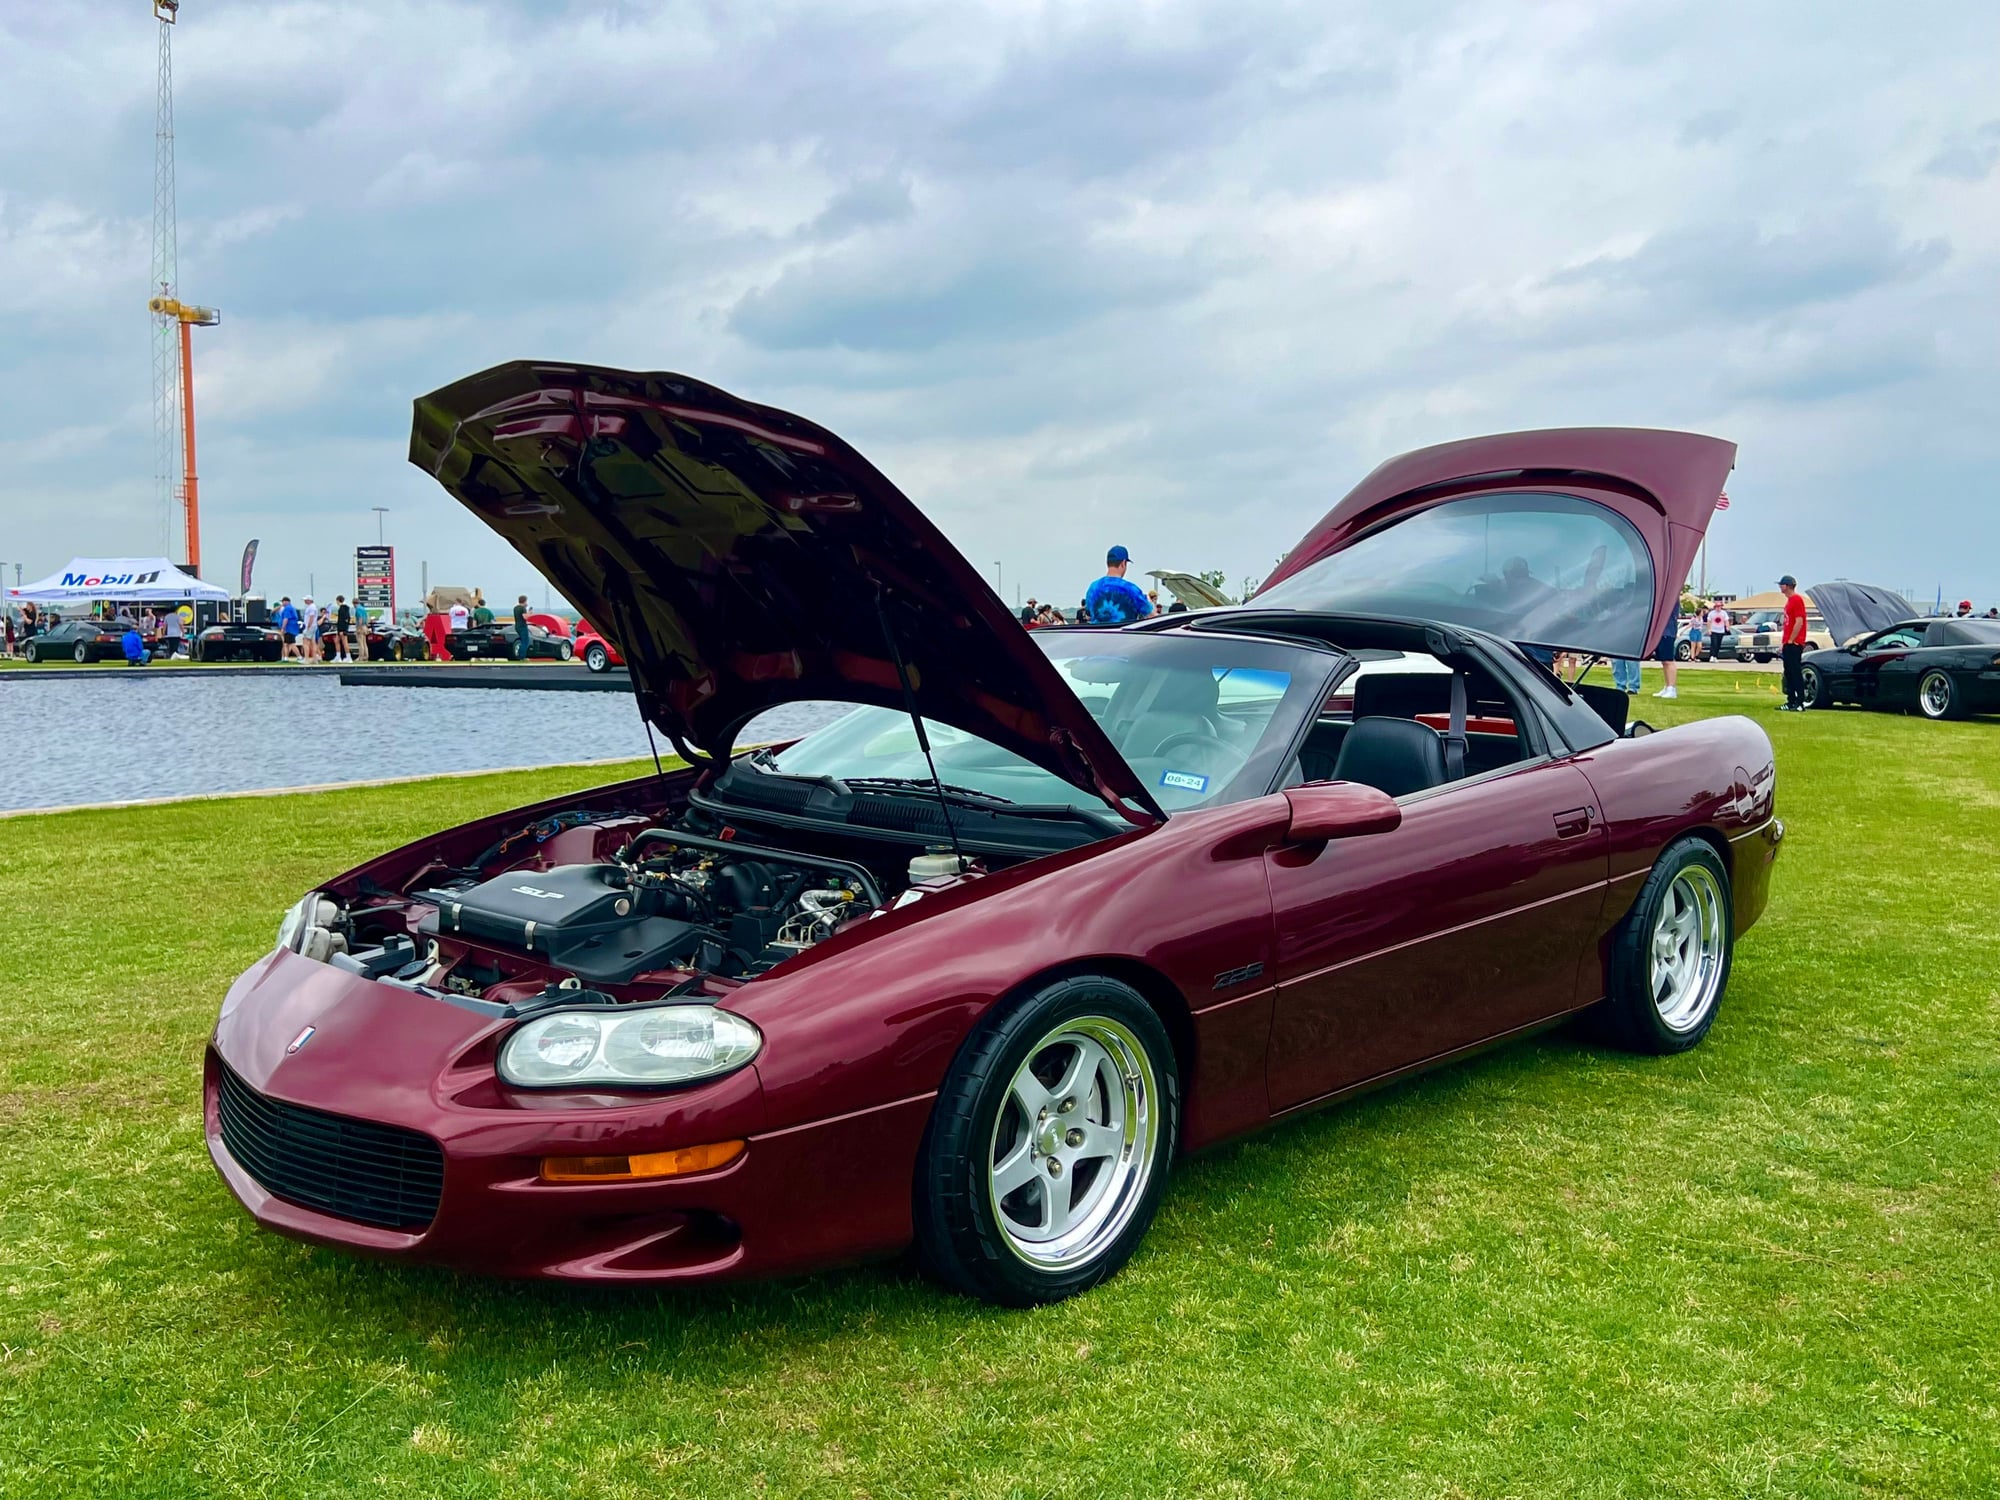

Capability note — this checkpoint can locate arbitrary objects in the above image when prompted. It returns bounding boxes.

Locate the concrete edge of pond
[0,751,703,821]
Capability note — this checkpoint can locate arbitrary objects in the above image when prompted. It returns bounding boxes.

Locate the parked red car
[572,621,624,673]
[206,363,1781,1304]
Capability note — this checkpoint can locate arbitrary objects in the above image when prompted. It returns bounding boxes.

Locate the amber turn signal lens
[540,1139,746,1183]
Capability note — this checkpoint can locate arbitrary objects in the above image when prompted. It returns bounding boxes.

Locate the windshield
[768,631,1333,813]
[1257,491,1657,657]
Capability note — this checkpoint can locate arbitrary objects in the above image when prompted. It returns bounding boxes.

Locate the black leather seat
[1331,716,1447,798]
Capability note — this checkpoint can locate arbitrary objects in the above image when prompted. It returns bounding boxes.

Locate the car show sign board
[355,546,395,615]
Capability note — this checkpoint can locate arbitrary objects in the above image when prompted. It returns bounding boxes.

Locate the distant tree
[1196,569,1231,596]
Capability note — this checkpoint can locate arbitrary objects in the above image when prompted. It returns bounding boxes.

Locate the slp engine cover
[424,864,703,984]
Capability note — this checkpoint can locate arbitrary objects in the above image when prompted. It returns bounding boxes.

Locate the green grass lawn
[3,669,1996,1498]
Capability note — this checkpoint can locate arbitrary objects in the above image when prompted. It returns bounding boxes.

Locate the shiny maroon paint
[207,708,1778,1283]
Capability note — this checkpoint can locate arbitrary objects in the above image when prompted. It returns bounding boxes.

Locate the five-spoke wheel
[1917,669,1961,721]
[986,1017,1160,1270]
[1597,837,1734,1053]
[916,975,1177,1304]
[1648,864,1727,1034]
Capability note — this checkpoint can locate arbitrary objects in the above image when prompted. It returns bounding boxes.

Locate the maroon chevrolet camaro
[205,362,1783,1305]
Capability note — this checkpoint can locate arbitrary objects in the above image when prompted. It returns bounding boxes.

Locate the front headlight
[498,1005,762,1089]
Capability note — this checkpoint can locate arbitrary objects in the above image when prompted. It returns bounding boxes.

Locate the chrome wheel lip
[987,1014,1160,1271]
[1650,864,1727,1032]
[1919,672,1951,718]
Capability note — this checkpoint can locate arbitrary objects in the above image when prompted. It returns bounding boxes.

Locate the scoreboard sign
[355,546,395,614]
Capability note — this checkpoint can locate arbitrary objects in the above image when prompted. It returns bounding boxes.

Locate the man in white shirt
[447,600,471,634]
[1705,601,1731,662]
[300,597,322,664]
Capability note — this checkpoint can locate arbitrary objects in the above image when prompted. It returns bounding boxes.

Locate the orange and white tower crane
[148,0,219,575]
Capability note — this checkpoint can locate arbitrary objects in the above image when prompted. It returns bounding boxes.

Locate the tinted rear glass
[1935,620,2000,645]
[1257,492,1657,657]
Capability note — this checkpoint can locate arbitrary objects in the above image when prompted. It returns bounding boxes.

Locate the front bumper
[205,950,930,1282]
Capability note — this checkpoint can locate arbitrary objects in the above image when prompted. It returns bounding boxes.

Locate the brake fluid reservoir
[908,850,971,883]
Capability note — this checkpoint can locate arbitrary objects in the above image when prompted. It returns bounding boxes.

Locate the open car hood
[1806,581,1915,647]
[1147,569,1235,611]
[409,362,1164,822]
[1255,429,1736,660]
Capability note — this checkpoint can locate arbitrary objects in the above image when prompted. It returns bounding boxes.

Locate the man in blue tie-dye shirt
[1084,545,1154,625]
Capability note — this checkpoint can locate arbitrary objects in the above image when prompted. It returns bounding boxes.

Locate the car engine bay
[280,799,998,1012]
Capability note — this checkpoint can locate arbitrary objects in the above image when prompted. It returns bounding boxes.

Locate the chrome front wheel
[988,1016,1162,1270]
[916,976,1179,1305]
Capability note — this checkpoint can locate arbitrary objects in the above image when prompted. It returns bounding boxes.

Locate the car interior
[1284,650,1535,798]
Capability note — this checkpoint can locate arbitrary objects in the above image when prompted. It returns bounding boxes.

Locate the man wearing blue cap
[1084,545,1154,625]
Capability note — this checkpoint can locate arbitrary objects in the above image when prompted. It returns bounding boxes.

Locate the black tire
[558,640,574,661]
[1593,837,1733,1055]
[585,642,609,673]
[913,975,1179,1306]
[74,642,90,664]
[1802,663,1832,710]
[1754,652,1773,664]
[1917,670,1963,721]
[1675,639,1693,661]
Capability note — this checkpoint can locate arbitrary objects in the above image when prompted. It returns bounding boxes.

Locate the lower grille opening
[216,1060,445,1231]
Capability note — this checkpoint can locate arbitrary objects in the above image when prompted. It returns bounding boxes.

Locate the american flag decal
[1714,492,1731,511]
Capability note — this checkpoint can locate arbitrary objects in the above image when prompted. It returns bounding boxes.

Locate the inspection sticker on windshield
[1161,770,1209,793]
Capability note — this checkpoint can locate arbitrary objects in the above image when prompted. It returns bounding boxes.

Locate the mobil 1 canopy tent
[7,558,231,604]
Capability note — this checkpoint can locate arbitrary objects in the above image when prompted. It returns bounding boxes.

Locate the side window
[1868,628,1923,651]
[1290,650,1530,792]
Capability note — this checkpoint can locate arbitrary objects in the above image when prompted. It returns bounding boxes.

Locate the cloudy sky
[3,0,1996,614]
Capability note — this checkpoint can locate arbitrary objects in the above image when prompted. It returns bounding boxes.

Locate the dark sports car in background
[1802,585,2000,720]
[24,618,137,663]
[445,622,576,660]
[193,622,284,662]
[204,362,1780,1305]
[360,621,430,661]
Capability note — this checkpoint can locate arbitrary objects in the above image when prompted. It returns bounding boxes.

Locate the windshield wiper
[844,776,1017,806]
[847,778,1125,832]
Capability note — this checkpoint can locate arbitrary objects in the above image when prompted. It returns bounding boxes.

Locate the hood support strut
[873,585,969,871]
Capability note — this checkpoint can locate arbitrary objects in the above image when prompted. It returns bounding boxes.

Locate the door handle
[1553,806,1595,839]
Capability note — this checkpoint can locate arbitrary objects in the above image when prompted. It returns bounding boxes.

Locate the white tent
[7,557,230,604]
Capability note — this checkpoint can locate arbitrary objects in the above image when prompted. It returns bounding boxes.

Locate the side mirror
[1283,781,1402,842]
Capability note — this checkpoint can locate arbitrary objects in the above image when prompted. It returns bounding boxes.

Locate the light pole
[372,506,389,545]
[992,561,1002,596]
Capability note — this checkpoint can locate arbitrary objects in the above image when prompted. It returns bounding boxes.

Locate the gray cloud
[1546,215,1950,321]
[1,0,1997,611]
[1924,120,2000,181]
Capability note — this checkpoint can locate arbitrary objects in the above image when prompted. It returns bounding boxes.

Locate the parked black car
[444,623,575,661]
[25,619,137,663]
[1801,583,2000,720]
[361,621,430,661]
[192,622,284,662]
